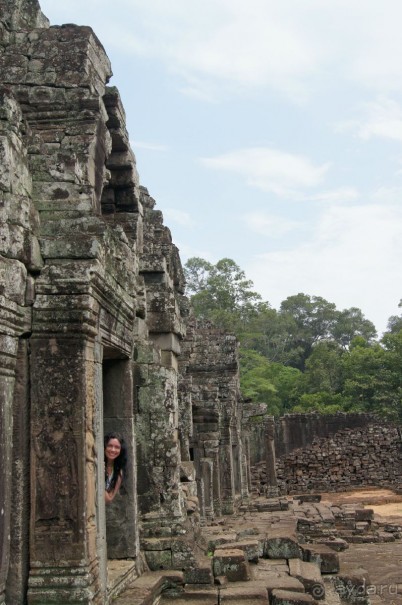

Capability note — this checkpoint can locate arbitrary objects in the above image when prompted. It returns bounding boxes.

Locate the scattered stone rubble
[111,493,402,605]
[251,424,402,496]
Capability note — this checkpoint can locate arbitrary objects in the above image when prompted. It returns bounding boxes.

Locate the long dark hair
[104,432,127,492]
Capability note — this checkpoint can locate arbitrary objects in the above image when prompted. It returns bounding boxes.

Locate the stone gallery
[1,2,401,604]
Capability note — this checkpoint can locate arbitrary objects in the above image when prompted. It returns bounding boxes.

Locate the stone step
[219,583,269,601]
[107,560,139,601]
[206,532,238,552]
[288,559,325,600]
[112,570,184,605]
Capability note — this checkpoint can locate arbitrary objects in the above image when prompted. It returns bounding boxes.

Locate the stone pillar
[6,340,31,604]
[265,416,279,497]
[200,458,214,520]
[219,423,235,514]
[211,449,222,517]
[0,332,16,605]
[28,335,104,605]
[245,435,252,493]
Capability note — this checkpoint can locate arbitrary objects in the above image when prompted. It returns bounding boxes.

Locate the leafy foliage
[184,256,401,420]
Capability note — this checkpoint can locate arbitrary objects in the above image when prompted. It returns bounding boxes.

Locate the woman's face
[105,438,121,463]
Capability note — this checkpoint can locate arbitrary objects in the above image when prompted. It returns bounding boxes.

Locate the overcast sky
[39,0,402,335]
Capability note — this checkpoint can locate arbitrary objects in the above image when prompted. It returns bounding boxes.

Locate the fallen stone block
[222,583,270,601]
[294,495,322,504]
[301,544,339,574]
[271,589,318,605]
[288,559,325,600]
[265,576,305,598]
[317,537,348,551]
[377,531,396,543]
[355,509,373,522]
[144,549,172,570]
[184,565,213,585]
[207,532,237,552]
[218,539,262,562]
[333,570,370,604]
[264,536,303,560]
[213,548,251,582]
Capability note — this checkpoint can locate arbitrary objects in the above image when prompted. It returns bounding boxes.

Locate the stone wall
[251,422,402,495]
[249,412,378,466]
[275,412,378,458]
[0,2,248,603]
[276,424,402,494]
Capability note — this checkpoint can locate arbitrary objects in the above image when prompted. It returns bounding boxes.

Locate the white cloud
[307,187,360,204]
[163,208,195,227]
[201,147,329,197]
[371,186,402,204]
[131,140,169,152]
[357,99,402,142]
[40,0,402,101]
[243,212,300,237]
[246,203,402,334]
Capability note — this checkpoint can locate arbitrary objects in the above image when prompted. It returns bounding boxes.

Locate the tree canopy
[184,256,401,421]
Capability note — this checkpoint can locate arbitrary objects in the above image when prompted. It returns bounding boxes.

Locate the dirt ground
[320,487,402,517]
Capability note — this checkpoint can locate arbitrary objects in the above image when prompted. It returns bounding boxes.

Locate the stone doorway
[102,351,140,597]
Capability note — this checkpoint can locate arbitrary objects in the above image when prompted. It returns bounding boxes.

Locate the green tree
[385,299,402,334]
[292,392,347,414]
[239,349,302,416]
[341,336,401,419]
[332,307,377,348]
[278,293,338,369]
[302,341,344,394]
[184,257,262,331]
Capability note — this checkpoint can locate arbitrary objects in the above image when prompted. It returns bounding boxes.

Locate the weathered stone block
[265,576,306,598]
[264,536,303,560]
[218,539,262,562]
[184,565,213,585]
[144,549,172,571]
[271,589,318,605]
[212,548,250,582]
[301,544,339,574]
[288,559,325,600]
[333,571,370,604]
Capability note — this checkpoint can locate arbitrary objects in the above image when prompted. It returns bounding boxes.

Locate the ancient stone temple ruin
[1,2,402,605]
[0,1,254,602]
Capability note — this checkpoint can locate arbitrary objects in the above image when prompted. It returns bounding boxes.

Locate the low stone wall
[251,423,402,495]
[275,412,377,458]
[275,424,402,494]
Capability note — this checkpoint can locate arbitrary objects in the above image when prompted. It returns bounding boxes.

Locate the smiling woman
[104,432,127,504]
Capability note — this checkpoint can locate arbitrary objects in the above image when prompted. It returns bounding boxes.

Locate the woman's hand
[104,472,122,504]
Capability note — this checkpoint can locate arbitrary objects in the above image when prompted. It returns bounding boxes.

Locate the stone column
[200,458,214,520]
[0,260,31,605]
[28,335,104,605]
[219,423,235,514]
[265,416,279,497]
[6,340,31,603]
[0,333,16,605]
